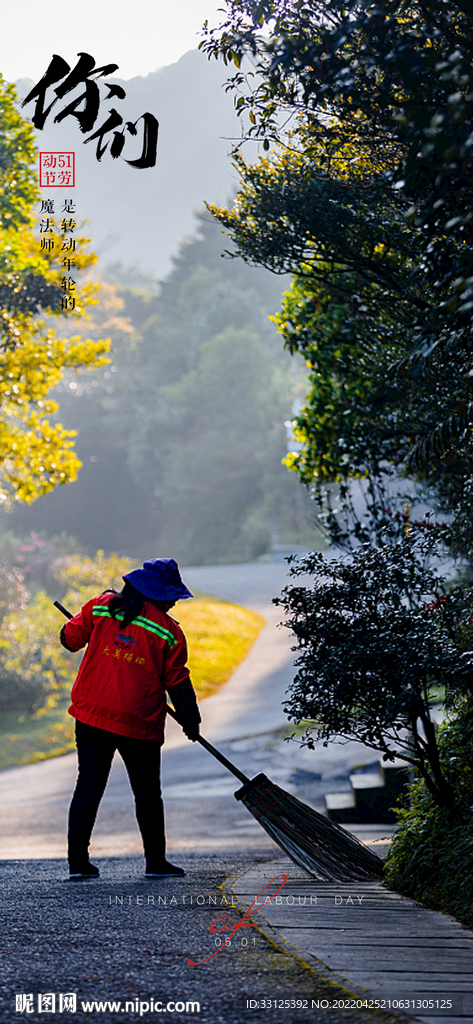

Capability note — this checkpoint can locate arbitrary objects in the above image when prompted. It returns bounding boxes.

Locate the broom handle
[54,600,73,619]
[164,703,249,783]
[54,599,250,785]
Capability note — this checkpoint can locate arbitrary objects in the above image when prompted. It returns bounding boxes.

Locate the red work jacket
[64,592,190,743]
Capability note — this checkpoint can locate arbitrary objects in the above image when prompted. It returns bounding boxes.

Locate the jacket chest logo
[114,634,138,650]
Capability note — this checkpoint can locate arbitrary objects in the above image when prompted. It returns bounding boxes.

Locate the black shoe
[69,861,100,879]
[144,860,185,877]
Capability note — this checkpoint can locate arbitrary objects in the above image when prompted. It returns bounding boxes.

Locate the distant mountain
[16,50,243,277]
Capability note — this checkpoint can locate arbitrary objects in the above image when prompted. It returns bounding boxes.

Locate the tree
[272,264,473,551]
[202,0,473,522]
[0,76,109,505]
[113,217,298,563]
[208,146,473,548]
[202,0,473,317]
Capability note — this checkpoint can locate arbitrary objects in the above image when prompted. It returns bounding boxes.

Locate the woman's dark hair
[108,581,145,629]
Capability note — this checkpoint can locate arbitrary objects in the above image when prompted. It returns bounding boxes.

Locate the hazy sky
[0,0,225,82]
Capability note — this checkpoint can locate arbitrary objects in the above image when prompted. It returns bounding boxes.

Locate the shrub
[385,702,473,928]
[275,530,473,807]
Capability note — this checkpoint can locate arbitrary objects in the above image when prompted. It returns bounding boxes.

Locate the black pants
[68,720,165,867]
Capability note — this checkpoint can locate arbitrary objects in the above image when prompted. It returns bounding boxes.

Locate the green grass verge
[177,595,265,699]
[0,595,265,769]
[0,699,76,768]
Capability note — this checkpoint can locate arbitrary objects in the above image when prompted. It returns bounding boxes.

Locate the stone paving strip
[228,859,473,1024]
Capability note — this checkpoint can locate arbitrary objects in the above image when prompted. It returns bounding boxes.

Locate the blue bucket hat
[123,558,193,602]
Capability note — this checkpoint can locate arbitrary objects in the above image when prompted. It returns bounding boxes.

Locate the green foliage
[203,0,473,548]
[273,264,473,553]
[273,270,406,486]
[0,533,60,712]
[203,0,473,314]
[0,78,38,230]
[207,144,470,503]
[208,150,415,295]
[385,703,473,928]
[276,528,473,806]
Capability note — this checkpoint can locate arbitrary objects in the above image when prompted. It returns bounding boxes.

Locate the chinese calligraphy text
[22,53,158,168]
[37,197,78,310]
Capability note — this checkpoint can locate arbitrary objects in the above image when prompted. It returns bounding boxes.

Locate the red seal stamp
[39,152,75,187]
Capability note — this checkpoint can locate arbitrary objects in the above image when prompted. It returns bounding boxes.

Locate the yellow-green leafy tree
[0,75,110,506]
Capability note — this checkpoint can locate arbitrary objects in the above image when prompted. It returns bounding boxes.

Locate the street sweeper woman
[60,557,201,880]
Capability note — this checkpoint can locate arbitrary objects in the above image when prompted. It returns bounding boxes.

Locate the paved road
[0,854,406,1024]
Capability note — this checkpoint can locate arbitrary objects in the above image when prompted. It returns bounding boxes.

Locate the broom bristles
[235,774,384,881]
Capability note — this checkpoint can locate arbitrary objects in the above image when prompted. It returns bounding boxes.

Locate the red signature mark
[188,873,288,966]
